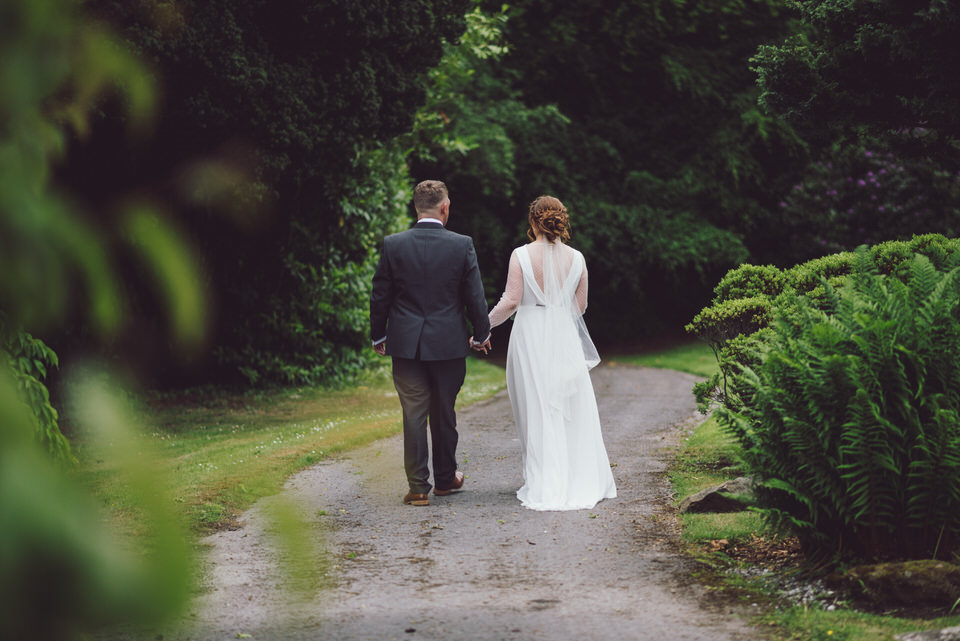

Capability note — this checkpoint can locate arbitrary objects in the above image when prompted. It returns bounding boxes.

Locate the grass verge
[670,415,758,545]
[70,357,506,537]
[610,339,718,378]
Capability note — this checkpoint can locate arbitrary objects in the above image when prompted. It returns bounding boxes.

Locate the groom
[370,180,491,506]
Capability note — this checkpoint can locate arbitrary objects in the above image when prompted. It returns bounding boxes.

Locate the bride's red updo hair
[527,195,570,243]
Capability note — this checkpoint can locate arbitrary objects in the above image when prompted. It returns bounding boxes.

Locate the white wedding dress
[489,240,617,511]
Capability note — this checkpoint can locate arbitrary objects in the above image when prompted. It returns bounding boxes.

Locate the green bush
[687,234,960,408]
[718,251,960,560]
[215,143,410,386]
[686,295,772,347]
[772,143,960,264]
[713,264,787,301]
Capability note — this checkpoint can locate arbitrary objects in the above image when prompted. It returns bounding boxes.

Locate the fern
[718,249,960,560]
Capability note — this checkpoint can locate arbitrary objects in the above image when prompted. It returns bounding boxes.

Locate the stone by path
[175,364,753,641]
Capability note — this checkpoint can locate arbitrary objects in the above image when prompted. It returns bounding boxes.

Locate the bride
[486,196,617,511]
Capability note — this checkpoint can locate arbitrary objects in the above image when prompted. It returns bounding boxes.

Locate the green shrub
[712,264,786,301]
[686,296,772,347]
[718,251,960,560]
[785,251,856,293]
[215,143,410,386]
[770,142,960,265]
[687,234,960,408]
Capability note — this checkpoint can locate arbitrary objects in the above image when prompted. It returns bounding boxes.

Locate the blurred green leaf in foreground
[1,0,203,637]
[0,370,193,639]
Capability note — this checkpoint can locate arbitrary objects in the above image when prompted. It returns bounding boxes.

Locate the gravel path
[177,364,752,641]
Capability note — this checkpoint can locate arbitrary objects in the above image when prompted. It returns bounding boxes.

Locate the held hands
[469,336,492,355]
[376,339,488,356]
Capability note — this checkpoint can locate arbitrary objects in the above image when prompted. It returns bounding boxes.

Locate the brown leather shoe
[434,470,465,496]
[403,492,429,506]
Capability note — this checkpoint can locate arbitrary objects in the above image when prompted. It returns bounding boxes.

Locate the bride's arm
[488,250,523,328]
[575,256,588,315]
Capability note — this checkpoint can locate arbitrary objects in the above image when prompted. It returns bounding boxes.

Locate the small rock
[836,560,960,609]
[679,477,753,513]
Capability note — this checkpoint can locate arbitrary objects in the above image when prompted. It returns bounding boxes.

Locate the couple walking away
[370,180,617,511]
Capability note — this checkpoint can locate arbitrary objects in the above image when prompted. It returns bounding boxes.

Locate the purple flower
[867,171,874,177]
[857,179,867,186]
[879,169,887,175]
[780,201,787,208]
[878,206,885,212]
[865,151,874,157]
[871,194,878,201]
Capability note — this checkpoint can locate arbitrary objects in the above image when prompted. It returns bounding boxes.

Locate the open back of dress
[502,241,616,511]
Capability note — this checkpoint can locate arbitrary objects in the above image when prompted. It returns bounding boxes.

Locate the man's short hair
[413,180,448,214]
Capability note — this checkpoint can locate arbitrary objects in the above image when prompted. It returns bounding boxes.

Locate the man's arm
[461,239,491,347]
[370,240,394,352]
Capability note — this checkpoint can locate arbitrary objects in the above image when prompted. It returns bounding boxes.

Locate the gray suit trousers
[392,356,466,494]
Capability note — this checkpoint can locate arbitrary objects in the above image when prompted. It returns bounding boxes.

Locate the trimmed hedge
[687,234,960,410]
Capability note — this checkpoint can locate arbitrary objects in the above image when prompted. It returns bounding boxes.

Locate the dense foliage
[751,1,960,265]
[776,142,960,263]
[752,0,960,146]
[718,250,960,560]
[405,5,571,300]
[215,144,412,385]
[1,0,195,636]
[415,0,804,336]
[31,0,957,385]
[68,0,470,385]
[1,372,191,640]
[687,234,960,410]
[1,0,170,459]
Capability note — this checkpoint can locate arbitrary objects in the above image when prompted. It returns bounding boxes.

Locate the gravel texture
[174,364,752,641]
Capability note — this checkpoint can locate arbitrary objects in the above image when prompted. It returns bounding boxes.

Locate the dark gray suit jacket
[370,221,490,361]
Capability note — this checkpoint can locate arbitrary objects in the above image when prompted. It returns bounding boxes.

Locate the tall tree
[751,0,960,262]
[70,0,471,385]
[418,0,804,337]
[753,0,960,150]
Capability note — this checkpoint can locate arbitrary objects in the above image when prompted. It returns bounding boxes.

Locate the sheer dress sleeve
[575,256,588,315]
[488,249,523,328]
